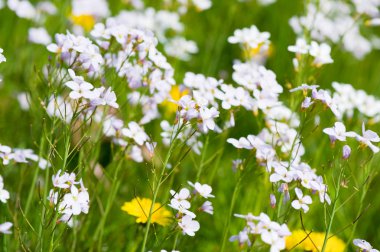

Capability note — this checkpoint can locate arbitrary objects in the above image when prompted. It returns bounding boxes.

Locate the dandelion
[121,197,172,226]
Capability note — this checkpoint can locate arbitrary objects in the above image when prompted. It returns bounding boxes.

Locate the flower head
[286,230,345,251]
[121,197,172,226]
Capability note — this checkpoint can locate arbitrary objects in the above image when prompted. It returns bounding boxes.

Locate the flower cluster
[290,0,377,59]
[230,212,291,251]
[228,25,271,62]
[49,170,90,227]
[168,182,214,236]
[323,122,380,153]
[0,144,50,169]
[288,38,333,67]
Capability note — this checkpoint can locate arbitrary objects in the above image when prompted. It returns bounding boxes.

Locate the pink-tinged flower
[200,201,213,215]
[342,145,351,159]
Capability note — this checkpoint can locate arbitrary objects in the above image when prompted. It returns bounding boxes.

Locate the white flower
[0,222,12,234]
[65,69,95,100]
[229,228,251,247]
[178,215,200,236]
[28,27,52,45]
[0,48,5,63]
[188,181,215,198]
[323,122,356,143]
[228,25,270,49]
[121,121,149,146]
[353,239,379,252]
[60,185,90,215]
[0,176,10,203]
[52,170,77,189]
[289,83,319,93]
[288,38,309,54]
[309,41,333,66]
[199,106,219,132]
[200,201,213,215]
[261,230,286,252]
[90,87,119,108]
[291,188,312,213]
[269,165,294,183]
[177,95,199,121]
[356,123,380,153]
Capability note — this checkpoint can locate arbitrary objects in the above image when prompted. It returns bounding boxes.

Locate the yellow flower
[161,85,189,114]
[70,14,96,32]
[286,230,346,252]
[121,197,172,226]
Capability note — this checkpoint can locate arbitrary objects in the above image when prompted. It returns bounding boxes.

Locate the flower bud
[342,145,351,160]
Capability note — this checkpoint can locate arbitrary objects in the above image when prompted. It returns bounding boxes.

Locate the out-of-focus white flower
[288,38,309,54]
[0,222,12,234]
[200,201,213,215]
[16,92,31,111]
[192,0,212,10]
[0,48,5,63]
[353,238,379,252]
[228,25,270,50]
[0,176,10,203]
[28,27,52,45]
[342,145,351,159]
[8,0,36,19]
[164,37,198,61]
[309,41,333,66]
[121,122,149,146]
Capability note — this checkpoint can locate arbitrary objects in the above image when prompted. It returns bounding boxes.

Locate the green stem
[25,134,46,215]
[196,135,209,181]
[172,232,180,251]
[140,142,175,252]
[140,122,186,252]
[321,164,344,252]
[92,155,124,251]
[220,175,242,252]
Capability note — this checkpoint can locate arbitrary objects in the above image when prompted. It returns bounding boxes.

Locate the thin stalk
[321,164,344,252]
[92,155,125,251]
[220,175,243,252]
[140,141,176,252]
[196,135,209,181]
[140,122,185,252]
[25,133,46,215]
